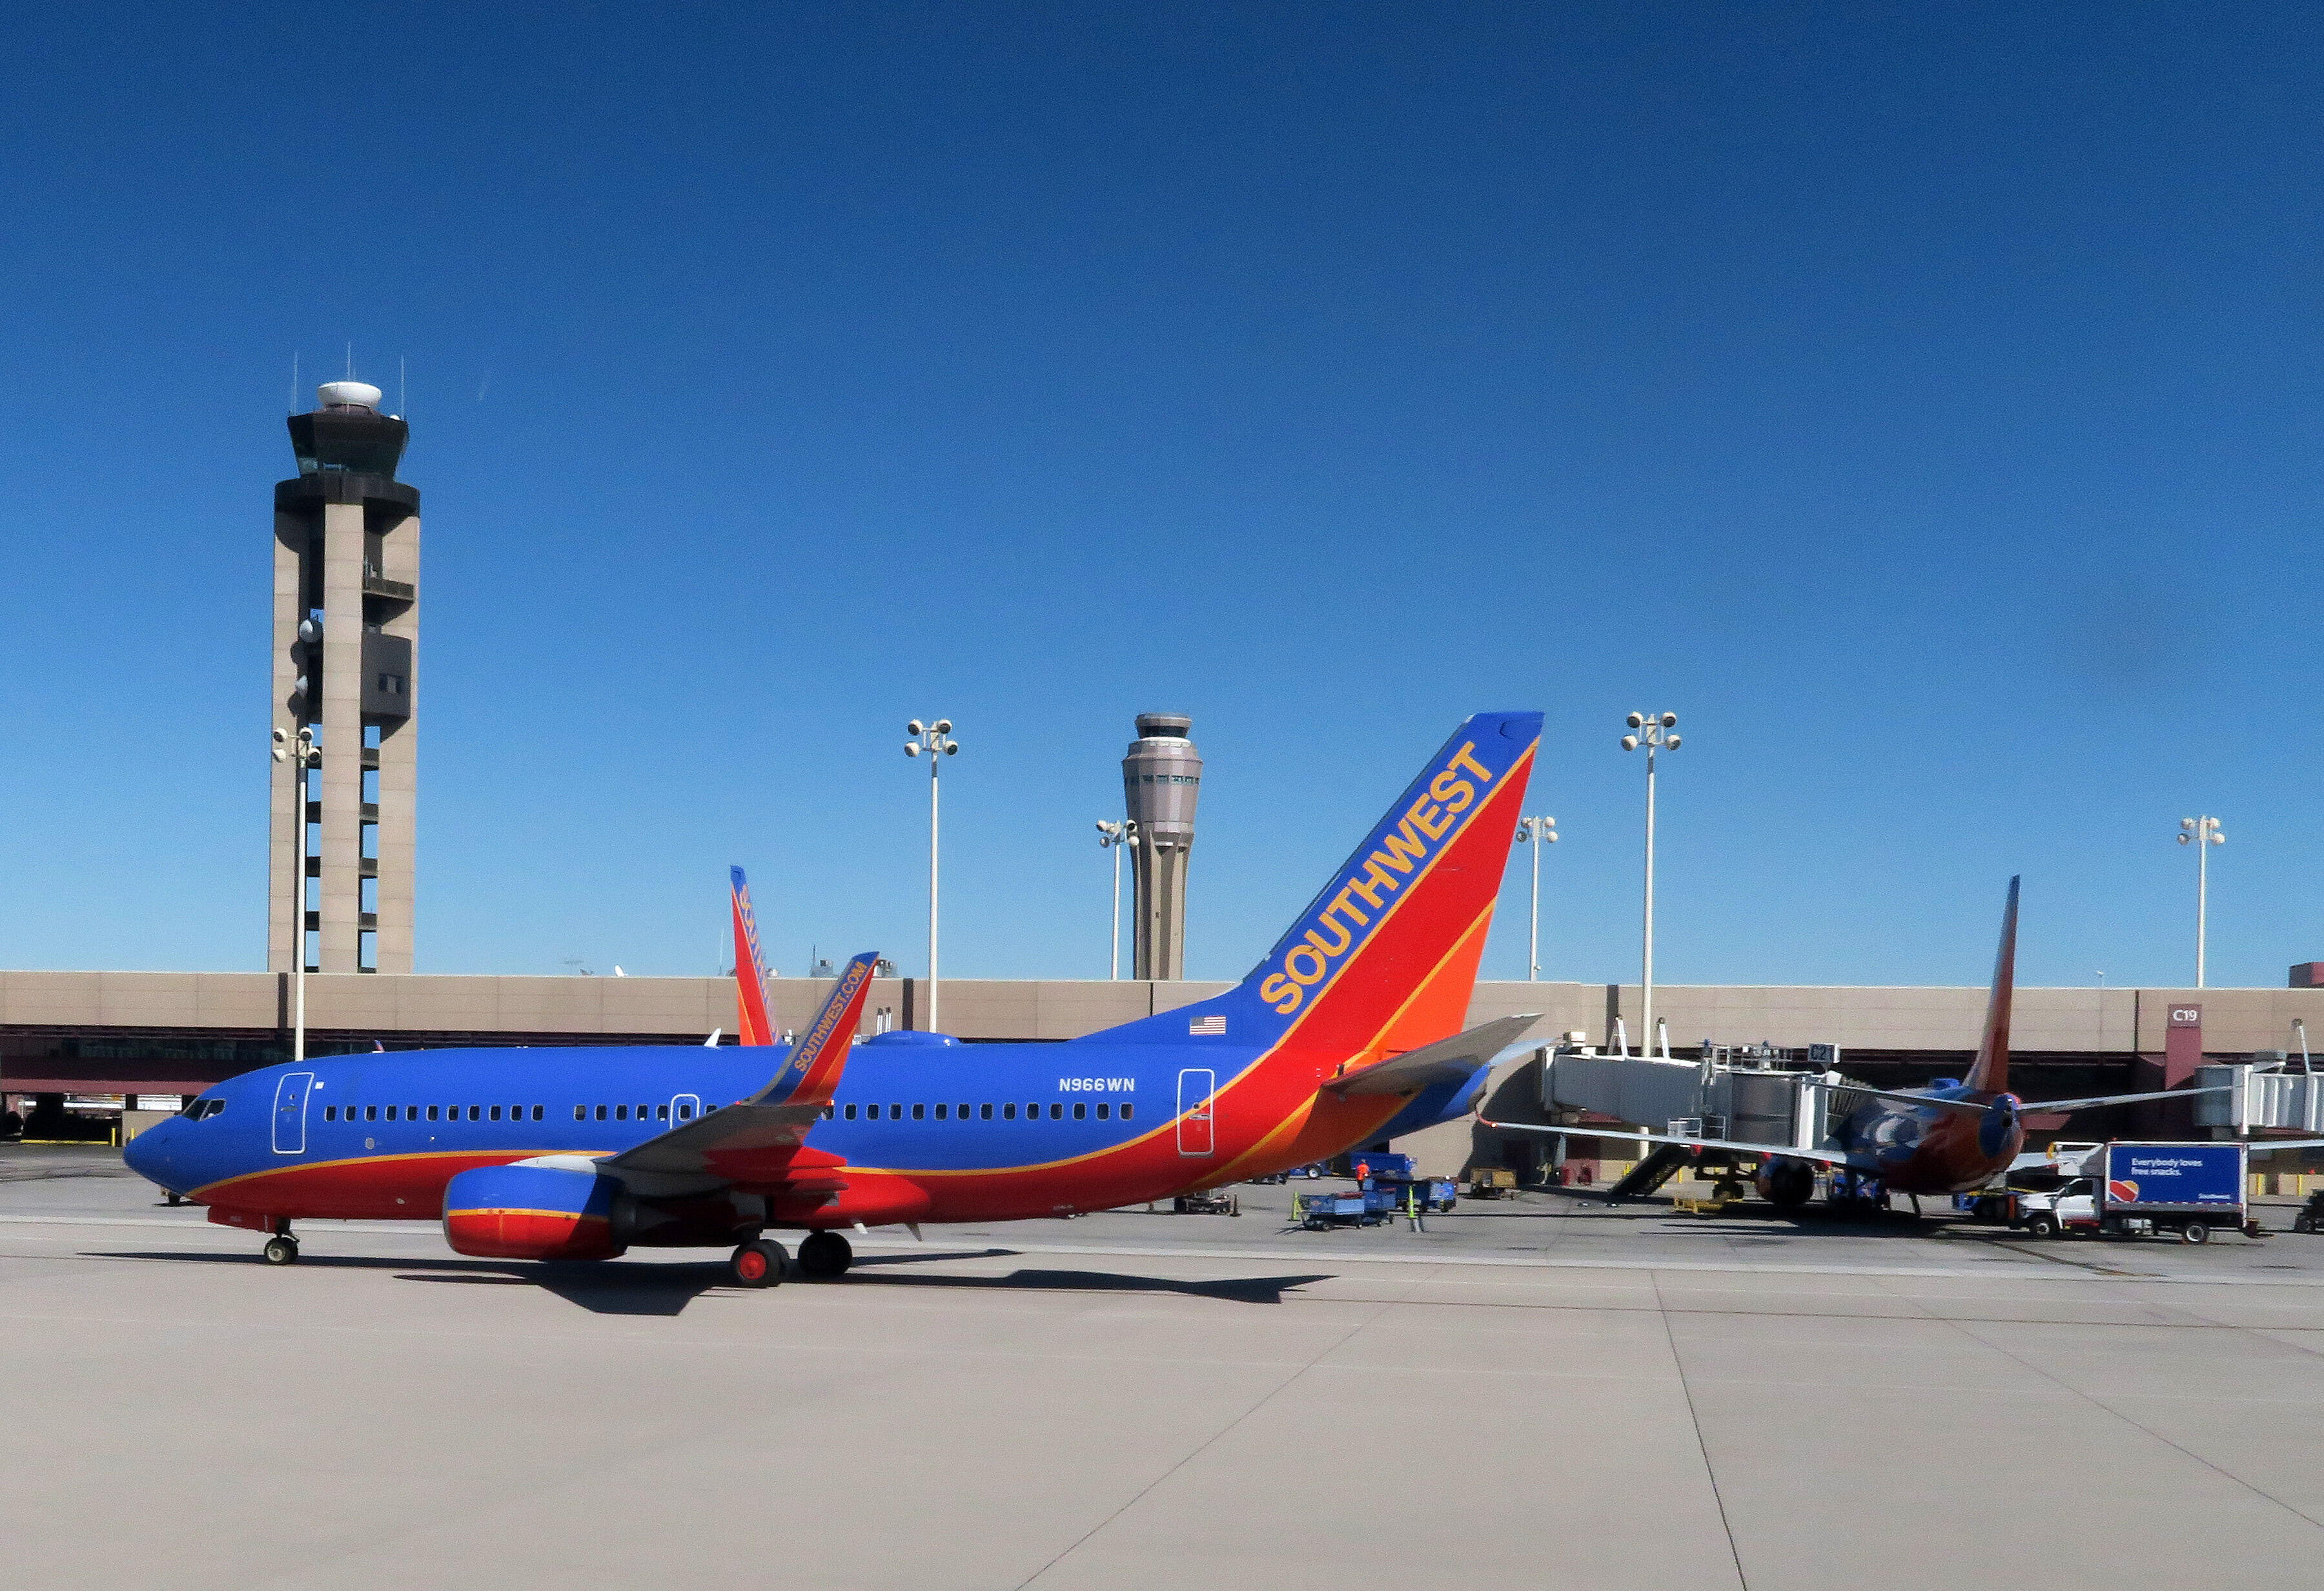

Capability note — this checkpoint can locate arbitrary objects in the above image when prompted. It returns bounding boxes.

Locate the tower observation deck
[269,381,419,974]
[1122,713,1201,980]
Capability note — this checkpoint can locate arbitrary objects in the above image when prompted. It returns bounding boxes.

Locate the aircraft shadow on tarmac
[88,1247,1333,1314]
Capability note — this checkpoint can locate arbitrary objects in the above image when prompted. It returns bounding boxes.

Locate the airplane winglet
[731,867,775,1047]
[749,951,879,1110]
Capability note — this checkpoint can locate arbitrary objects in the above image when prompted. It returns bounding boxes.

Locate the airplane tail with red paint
[730,866,775,1047]
[1962,875,2019,1094]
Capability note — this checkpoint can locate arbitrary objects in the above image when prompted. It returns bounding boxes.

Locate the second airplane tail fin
[730,866,775,1047]
[1963,876,2020,1095]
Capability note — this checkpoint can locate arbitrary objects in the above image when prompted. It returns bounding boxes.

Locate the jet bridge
[1538,1043,1847,1156]
[2194,1061,2324,1134]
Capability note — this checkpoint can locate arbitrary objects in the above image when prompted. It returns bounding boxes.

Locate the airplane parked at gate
[125,712,1545,1286]
[1489,878,2235,1207]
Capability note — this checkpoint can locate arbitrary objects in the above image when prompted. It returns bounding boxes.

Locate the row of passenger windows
[320,1098,1122,1127]
[326,1103,546,1124]
[824,1101,1130,1122]
[575,1102,698,1123]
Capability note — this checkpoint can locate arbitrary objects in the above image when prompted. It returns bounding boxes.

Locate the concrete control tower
[269,381,419,974]
[1122,713,1202,980]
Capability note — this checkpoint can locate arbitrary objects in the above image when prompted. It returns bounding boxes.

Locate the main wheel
[2295,1214,2316,1235]
[2025,1215,2058,1238]
[797,1230,853,1279]
[729,1238,788,1288]
[261,1236,299,1266]
[2181,1222,2210,1245]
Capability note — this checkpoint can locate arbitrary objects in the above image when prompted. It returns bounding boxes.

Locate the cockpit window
[179,1099,203,1118]
[197,1099,225,1119]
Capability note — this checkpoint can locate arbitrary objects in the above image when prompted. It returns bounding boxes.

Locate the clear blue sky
[2,3,2319,991]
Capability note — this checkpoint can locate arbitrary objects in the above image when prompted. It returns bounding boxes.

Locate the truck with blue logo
[2013,1141,2252,1243]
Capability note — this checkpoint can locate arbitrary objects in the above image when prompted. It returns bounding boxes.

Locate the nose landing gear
[261,1222,300,1266]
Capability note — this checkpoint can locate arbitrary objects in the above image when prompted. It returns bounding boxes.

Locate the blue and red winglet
[730,866,775,1047]
[749,951,879,1109]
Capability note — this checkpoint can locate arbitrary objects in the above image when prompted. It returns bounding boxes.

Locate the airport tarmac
[6,1143,2324,1588]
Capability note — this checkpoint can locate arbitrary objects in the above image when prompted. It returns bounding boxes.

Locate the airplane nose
[123,1121,171,1186]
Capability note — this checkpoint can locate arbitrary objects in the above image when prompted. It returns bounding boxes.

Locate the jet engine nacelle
[1755,1157,1817,1210]
[442,1162,626,1260]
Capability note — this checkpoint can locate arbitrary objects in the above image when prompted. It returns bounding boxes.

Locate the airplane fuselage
[129,1032,1484,1235]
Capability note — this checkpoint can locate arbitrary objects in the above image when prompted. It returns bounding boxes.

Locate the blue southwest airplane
[125,712,1545,1287]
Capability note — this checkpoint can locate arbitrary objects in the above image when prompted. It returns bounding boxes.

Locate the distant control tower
[269,381,419,974]
[1122,713,1202,980]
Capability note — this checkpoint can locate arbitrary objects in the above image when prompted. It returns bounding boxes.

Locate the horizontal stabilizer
[1326,1014,1541,1098]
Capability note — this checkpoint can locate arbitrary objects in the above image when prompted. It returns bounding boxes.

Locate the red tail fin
[1964,876,2019,1094]
[730,867,774,1047]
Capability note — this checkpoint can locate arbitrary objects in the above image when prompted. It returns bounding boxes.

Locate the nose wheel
[729,1238,789,1288]
[261,1235,300,1266]
[797,1230,853,1279]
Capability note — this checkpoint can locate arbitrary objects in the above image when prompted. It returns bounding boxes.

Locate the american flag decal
[1188,1014,1226,1036]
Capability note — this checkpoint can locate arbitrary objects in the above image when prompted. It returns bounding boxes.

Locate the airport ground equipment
[1249,1162,1326,1184]
[1464,1167,1517,1198]
[1339,1151,1414,1180]
[1293,1190,1385,1229]
[1172,1190,1240,1215]
[2013,1142,2255,1242]
[2292,1190,2324,1233]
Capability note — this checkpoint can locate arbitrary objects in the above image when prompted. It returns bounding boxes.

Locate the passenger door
[271,1072,314,1155]
[1176,1069,1215,1156]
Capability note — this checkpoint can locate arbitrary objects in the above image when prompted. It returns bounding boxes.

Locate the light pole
[1621,712,1681,1058]
[1096,819,1137,979]
[270,724,318,1064]
[905,719,959,1028]
[1513,816,1557,980]
[2177,816,2225,989]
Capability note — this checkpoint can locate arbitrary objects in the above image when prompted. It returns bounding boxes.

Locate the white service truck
[2013,1141,2253,1243]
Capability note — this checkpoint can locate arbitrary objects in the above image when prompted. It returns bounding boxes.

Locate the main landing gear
[797,1230,853,1280]
[729,1238,790,1288]
[261,1220,300,1266]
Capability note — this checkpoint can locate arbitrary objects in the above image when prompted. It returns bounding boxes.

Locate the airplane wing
[2246,1139,2324,1154]
[1325,1014,1541,1097]
[1479,1116,1882,1172]
[730,866,775,1046]
[600,950,879,1195]
[1806,1082,2230,1116]
[2013,1085,2231,1114]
